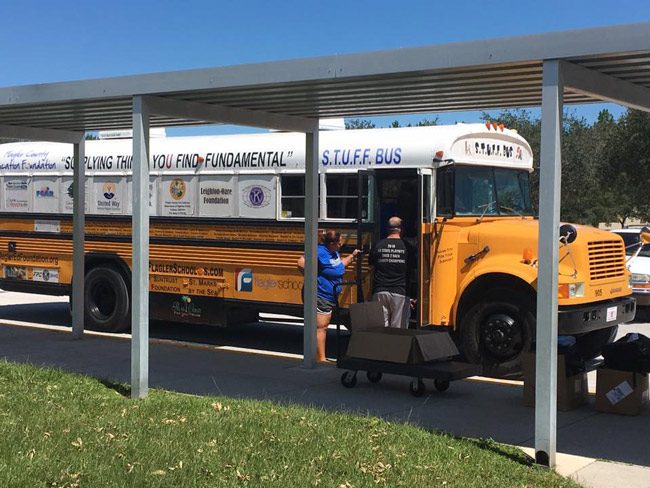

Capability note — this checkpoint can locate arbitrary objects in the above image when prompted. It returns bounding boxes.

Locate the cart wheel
[409,378,426,397]
[366,371,383,384]
[341,371,357,388]
[434,379,450,392]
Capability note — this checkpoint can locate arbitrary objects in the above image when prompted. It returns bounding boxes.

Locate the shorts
[302,288,336,315]
[316,296,336,315]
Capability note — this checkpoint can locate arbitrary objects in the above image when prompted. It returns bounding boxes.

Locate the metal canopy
[1,21,650,471]
[0,22,650,130]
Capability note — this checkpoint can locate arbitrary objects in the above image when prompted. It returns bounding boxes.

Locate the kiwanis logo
[241,185,270,208]
[102,182,116,200]
[169,178,186,201]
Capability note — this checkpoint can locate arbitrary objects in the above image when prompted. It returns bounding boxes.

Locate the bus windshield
[454,166,533,216]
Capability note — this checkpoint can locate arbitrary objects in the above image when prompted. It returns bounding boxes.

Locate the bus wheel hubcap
[481,313,520,359]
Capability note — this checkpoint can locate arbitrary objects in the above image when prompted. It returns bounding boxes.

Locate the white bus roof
[0,123,533,175]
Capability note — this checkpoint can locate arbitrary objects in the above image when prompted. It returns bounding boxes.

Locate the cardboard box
[345,328,459,364]
[348,301,386,331]
[521,352,588,411]
[595,368,649,416]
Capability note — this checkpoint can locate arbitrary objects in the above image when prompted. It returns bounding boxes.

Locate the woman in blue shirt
[298,230,361,362]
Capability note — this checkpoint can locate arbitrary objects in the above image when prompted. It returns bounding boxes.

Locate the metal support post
[303,130,319,368]
[71,139,86,339]
[535,59,564,468]
[131,96,150,399]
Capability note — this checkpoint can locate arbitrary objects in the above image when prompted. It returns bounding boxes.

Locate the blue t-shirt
[317,243,345,302]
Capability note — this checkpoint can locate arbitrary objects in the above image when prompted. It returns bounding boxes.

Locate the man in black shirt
[368,216,415,328]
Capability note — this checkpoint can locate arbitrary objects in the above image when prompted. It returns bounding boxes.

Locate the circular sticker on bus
[242,185,270,208]
[169,178,186,201]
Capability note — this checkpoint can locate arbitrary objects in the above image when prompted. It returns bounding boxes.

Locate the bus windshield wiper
[498,204,523,216]
[476,201,496,222]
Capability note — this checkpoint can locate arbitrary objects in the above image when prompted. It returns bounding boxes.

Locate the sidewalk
[0,296,649,487]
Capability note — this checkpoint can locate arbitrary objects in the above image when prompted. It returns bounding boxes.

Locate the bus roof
[0,123,533,175]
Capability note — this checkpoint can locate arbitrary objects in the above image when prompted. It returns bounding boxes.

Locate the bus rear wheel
[84,266,131,333]
[460,289,535,377]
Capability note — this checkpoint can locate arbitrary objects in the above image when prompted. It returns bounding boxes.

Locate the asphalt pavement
[0,291,649,488]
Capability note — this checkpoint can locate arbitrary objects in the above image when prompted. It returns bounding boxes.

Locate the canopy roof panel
[0,23,649,131]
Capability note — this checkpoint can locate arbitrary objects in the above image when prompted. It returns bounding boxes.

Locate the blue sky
[1,0,649,134]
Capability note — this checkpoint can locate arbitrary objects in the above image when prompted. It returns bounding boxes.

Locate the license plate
[606,306,617,322]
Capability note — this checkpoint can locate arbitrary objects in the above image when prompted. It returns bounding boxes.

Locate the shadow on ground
[1,300,649,467]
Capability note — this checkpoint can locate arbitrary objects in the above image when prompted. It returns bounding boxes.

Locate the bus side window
[325,174,367,220]
[280,175,305,218]
[436,167,453,217]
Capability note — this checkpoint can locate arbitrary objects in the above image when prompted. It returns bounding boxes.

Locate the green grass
[0,360,580,487]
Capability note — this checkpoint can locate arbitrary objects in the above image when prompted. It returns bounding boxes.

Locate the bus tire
[84,266,131,333]
[573,325,618,361]
[460,289,535,377]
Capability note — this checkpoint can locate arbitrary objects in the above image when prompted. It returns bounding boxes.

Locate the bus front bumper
[632,288,650,307]
[558,296,636,335]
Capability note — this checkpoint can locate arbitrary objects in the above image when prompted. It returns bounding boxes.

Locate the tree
[601,109,650,225]
[413,117,439,127]
[559,111,606,225]
[345,119,376,130]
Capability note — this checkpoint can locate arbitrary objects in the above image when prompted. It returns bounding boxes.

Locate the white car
[611,227,650,320]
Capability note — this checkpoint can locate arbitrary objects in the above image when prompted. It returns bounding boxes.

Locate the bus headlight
[631,273,650,284]
[558,282,585,299]
[631,273,650,289]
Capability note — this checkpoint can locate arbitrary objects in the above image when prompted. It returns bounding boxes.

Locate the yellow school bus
[0,124,634,375]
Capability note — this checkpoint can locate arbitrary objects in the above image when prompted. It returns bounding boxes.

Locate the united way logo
[236,268,253,292]
[242,185,270,208]
[103,182,116,199]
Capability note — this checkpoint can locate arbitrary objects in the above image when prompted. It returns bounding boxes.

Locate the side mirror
[641,229,650,245]
[559,223,578,244]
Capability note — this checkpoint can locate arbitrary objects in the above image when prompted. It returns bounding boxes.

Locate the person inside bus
[297,230,361,362]
[395,181,417,241]
[368,216,416,328]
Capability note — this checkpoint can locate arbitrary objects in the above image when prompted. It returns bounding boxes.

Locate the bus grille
[587,240,626,281]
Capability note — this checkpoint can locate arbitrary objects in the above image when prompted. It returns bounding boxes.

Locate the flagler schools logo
[236,268,253,292]
[169,178,186,201]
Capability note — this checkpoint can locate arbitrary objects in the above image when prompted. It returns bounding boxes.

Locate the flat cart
[337,355,482,397]
[332,282,481,397]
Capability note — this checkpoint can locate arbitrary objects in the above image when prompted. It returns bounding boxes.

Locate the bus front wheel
[84,266,131,333]
[460,289,535,378]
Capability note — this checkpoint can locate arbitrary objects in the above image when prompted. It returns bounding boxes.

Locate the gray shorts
[316,296,336,315]
[372,291,410,328]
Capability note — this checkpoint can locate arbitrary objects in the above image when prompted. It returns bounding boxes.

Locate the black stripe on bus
[0,279,69,296]
[0,231,364,252]
[0,212,366,229]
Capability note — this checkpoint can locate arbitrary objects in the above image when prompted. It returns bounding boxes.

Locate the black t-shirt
[369,237,415,296]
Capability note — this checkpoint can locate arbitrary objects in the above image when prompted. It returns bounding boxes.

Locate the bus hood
[466,218,629,285]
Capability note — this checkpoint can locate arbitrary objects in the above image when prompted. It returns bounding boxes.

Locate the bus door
[368,168,420,316]
[418,168,434,326]
[356,169,375,302]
